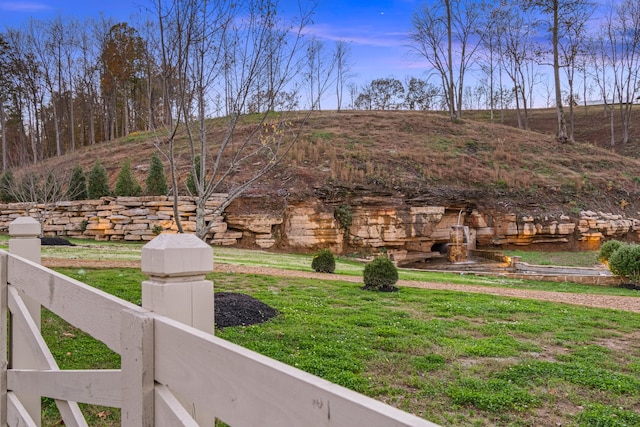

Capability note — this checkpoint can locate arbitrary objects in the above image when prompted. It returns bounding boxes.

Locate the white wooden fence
[0,217,439,427]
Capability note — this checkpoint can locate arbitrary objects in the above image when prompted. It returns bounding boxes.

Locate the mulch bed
[214,292,278,328]
[41,237,75,246]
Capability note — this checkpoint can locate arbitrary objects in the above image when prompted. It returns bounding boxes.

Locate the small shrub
[114,159,142,197]
[334,204,353,232]
[152,224,163,235]
[87,160,111,199]
[598,240,623,263]
[311,249,336,273]
[607,244,640,285]
[362,256,399,292]
[67,165,88,200]
[145,152,168,196]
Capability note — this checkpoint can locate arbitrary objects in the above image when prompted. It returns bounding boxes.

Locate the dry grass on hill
[28,108,640,216]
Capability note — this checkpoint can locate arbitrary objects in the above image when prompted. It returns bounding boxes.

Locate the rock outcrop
[0,196,638,257]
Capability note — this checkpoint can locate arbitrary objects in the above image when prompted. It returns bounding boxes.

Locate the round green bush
[598,239,623,263]
[607,243,640,284]
[311,249,336,273]
[362,256,399,292]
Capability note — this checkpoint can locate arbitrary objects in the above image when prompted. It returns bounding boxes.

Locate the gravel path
[43,258,640,313]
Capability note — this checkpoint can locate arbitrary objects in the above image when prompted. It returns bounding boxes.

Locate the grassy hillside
[29,108,640,216]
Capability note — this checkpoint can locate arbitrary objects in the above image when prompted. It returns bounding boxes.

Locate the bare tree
[590,29,616,146]
[608,0,640,144]
[305,35,336,110]
[77,18,106,146]
[523,0,594,143]
[333,40,352,112]
[0,167,74,234]
[27,18,66,157]
[61,19,79,152]
[498,3,539,130]
[153,0,315,240]
[559,3,594,141]
[0,34,13,172]
[346,81,359,109]
[410,0,483,120]
[478,2,509,122]
[5,27,45,164]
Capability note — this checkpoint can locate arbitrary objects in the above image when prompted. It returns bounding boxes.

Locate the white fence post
[8,216,42,426]
[0,252,7,426]
[121,309,154,427]
[141,233,215,426]
[141,234,214,334]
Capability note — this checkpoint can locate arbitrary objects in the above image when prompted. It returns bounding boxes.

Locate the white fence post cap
[9,216,40,237]
[142,234,213,277]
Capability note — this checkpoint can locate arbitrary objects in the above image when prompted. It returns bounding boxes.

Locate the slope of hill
[29,109,640,217]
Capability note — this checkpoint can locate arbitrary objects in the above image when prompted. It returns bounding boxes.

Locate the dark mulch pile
[40,236,75,246]
[214,292,278,328]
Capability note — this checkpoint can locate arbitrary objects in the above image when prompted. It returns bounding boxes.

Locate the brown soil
[28,108,640,218]
[43,258,640,314]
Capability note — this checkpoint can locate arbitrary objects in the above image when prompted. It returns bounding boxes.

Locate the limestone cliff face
[0,196,638,255]
[225,200,640,257]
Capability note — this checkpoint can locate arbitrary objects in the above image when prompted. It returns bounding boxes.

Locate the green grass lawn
[40,266,640,427]
[1,235,633,296]
[3,234,637,425]
[503,249,600,267]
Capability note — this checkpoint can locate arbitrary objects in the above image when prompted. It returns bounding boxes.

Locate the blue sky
[0,0,425,86]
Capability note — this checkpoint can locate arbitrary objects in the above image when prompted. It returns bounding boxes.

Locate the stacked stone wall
[0,196,235,244]
[0,196,638,254]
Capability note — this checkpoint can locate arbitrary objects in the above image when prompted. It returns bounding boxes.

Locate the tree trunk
[553,0,568,143]
[52,92,62,156]
[620,104,631,144]
[446,0,456,121]
[88,86,96,145]
[609,106,615,147]
[169,137,184,233]
[123,83,130,137]
[514,89,522,129]
[69,94,76,152]
[0,99,6,172]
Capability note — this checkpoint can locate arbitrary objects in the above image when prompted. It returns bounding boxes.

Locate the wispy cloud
[0,2,51,12]
[307,23,409,49]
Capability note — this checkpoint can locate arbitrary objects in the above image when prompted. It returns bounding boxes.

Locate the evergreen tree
[67,165,88,200]
[114,158,142,197]
[145,152,168,196]
[0,170,17,202]
[186,154,201,195]
[87,160,111,199]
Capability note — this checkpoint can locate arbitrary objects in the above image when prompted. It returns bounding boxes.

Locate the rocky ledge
[0,196,637,259]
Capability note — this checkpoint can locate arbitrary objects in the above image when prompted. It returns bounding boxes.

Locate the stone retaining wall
[0,196,235,244]
[0,196,639,254]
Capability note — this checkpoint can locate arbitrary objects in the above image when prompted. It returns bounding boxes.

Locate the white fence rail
[0,217,439,427]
